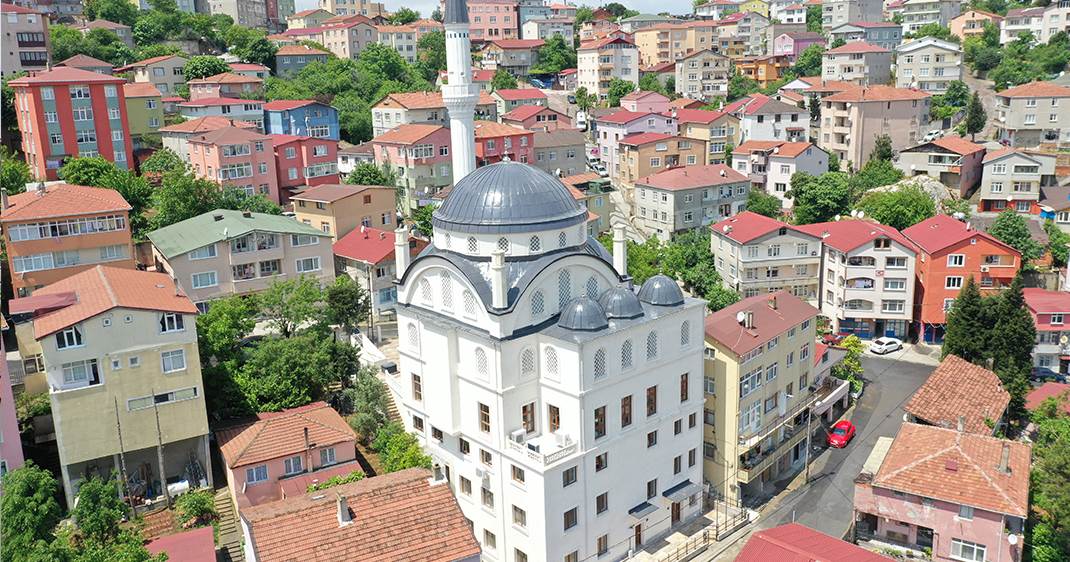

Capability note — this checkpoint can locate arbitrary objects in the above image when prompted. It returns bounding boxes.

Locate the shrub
[306,470,365,492]
[174,490,216,528]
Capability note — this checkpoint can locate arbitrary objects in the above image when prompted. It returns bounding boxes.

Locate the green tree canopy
[345,368,391,443]
[855,185,935,230]
[963,91,987,140]
[372,422,433,472]
[225,26,277,67]
[84,0,138,26]
[1,149,33,195]
[140,147,187,176]
[745,189,782,218]
[413,30,446,82]
[606,77,636,107]
[787,171,853,224]
[727,67,759,101]
[149,171,280,230]
[869,133,894,162]
[0,462,63,558]
[50,25,136,66]
[389,7,420,24]
[258,276,324,338]
[530,35,577,74]
[905,22,958,42]
[987,209,1043,261]
[848,159,903,196]
[805,4,822,32]
[941,276,991,363]
[491,68,519,90]
[324,274,371,335]
[183,55,231,81]
[346,162,397,186]
[71,476,127,544]
[638,73,668,96]
[1045,220,1070,268]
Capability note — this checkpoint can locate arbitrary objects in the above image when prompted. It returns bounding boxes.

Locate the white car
[869,337,903,355]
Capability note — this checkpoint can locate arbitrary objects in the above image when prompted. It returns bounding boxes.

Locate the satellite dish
[735,311,747,324]
[857,211,864,219]
[722,225,731,233]
[1060,335,1068,345]
[834,214,841,221]
[1008,535,1018,546]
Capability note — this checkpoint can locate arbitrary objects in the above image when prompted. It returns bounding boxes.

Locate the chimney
[35,181,46,196]
[957,415,966,432]
[612,224,628,277]
[394,226,411,279]
[998,442,1011,474]
[1,188,8,211]
[490,249,507,308]
[213,213,225,221]
[743,310,754,329]
[336,493,353,526]
[242,211,252,218]
[768,295,777,310]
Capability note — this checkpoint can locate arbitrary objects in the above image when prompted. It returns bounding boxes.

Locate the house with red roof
[672,107,741,165]
[772,31,826,59]
[146,527,216,562]
[263,99,340,140]
[993,81,1070,148]
[480,38,544,75]
[821,42,892,86]
[474,120,535,166]
[902,214,1021,342]
[334,227,428,316]
[371,91,498,136]
[274,44,330,78]
[723,93,808,143]
[370,124,453,212]
[620,90,671,113]
[738,523,894,562]
[1023,288,1070,376]
[951,10,1003,41]
[117,54,188,97]
[228,62,269,80]
[977,148,1058,213]
[188,126,280,203]
[178,98,265,131]
[896,136,987,197]
[290,183,396,241]
[1026,382,1070,414]
[490,88,548,116]
[617,133,706,191]
[187,72,264,101]
[577,36,639,98]
[122,82,164,149]
[594,109,677,181]
[272,135,340,202]
[854,423,1028,562]
[730,140,828,207]
[160,116,258,161]
[56,54,113,75]
[796,220,918,339]
[710,211,824,302]
[819,85,932,171]
[501,105,571,132]
[633,164,748,240]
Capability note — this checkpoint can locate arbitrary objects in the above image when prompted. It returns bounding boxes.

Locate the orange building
[473,120,535,166]
[735,55,792,89]
[902,214,1021,343]
[1,183,135,297]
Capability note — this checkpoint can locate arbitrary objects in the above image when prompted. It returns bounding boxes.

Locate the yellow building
[15,266,211,508]
[739,0,770,17]
[633,21,720,66]
[676,109,742,164]
[291,183,397,241]
[122,82,164,148]
[702,291,820,503]
[617,133,706,192]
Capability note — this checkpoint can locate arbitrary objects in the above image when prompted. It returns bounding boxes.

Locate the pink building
[594,109,678,179]
[370,123,453,211]
[216,402,359,509]
[854,423,1029,562]
[473,120,534,165]
[188,126,281,204]
[465,0,519,42]
[620,90,671,113]
[187,72,264,101]
[273,134,340,203]
[773,31,826,59]
[501,105,571,132]
[1,337,25,475]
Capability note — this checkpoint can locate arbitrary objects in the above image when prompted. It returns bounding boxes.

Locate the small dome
[598,286,645,319]
[432,162,588,235]
[638,275,684,306]
[557,297,609,331]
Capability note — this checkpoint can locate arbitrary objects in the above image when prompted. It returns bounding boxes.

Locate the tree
[1,462,63,559]
[574,86,597,112]
[236,332,358,412]
[57,156,115,186]
[412,204,434,237]
[530,34,577,74]
[856,186,935,230]
[197,296,257,421]
[71,476,126,544]
[827,151,839,172]
[325,275,370,335]
[183,55,230,81]
[963,91,987,140]
[746,189,782,218]
[988,209,1043,261]
[149,171,280,230]
[606,77,636,107]
[1,149,32,195]
[832,335,865,392]
[869,133,894,162]
[941,276,990,363]
[805,4,822,32]
[226,27,277,67]
[905,22,957,42]
[258,276,324,338]
[830,37,846,49]
[2,73,24,150]
[491,68,518,91]
[931,80,970,121]
[345,368,391,443]
[389,7,420,25]
[414,30,446,82]
[638,73,667,96]
[990,273,1036,373]
[346,162,397,186]
[848,159,903,196]
[372,422,432,472]
[84,0,138,26]
[727,67,759,101]
[430,7,443,21]
[140,147,186,176]
[603,3,638,19]
[787,172,852,224]
[1045,220,1070,268]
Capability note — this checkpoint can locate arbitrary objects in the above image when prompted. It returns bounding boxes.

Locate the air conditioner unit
[811,251,818,256]
[981,265,990,272]
[510,429,526,444]
[475,468,486,480]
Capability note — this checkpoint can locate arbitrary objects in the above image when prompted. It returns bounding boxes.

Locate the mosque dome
[597,286,645,319]
[557,297,609,331]
[637,275,685,306]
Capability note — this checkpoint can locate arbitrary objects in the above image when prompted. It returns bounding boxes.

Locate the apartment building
[371,91,498,136]
[13,266,212,508]
[318,18,379,60]
[827,21,903,50]
[771,2,807,24]
[617,133,705,193]
[695,0,740,20]
[711,212,823,302]
[10,68,134,180]
[993,81,1070,147]
[55,54,112,75]
[1024,288,1070,375]
[797,220,916,339]
[895,38,962,93]
[676,109,742,165]
[188,72,264,101]
[318,0,386,17]
[178,98,265,131]
[818,86,931,171]
[481,39,544,75]
[263,100,340,140]
[377,21,443,63]
[736,55,793,89]
[371,124,453,213]
[333,227,427,316]
[188,126,280,203]
[1,337,25,475]
[147,210,334,309]
[772,32,825,59]
[674,49,731,101]
[595,110,678,183]
[634,164,749,240]
[731,141,828,208]
[621,91,671,113]
[389,162,708,561]
[1000,6,1046,44]
[118,55,188,96]
[273,135,340,202]
[474,120,534,166]
[724,94,808,143]
[502,106,571,132]
[703,291,819,502]
[950,9,1003,40]
[230,62,270,79]
[522,17,575,42]
[466,0,520,42]
[122,83,164,149]
[291,183,395,241]
[274,44,330,78]
[531,129,585,177]
[207,0,269,28]
[821,0,883,30]
[854,423,1027,562]
[900,0,961,34]
[491,88,547,116]
[737,12,771,56]
[895,136,986,197]
[1,3,49,77]
[1,183,135,298]
[160,116,257,161]
[821,42,892,86]
[977,148,1058,213]
[578,36,639,99]
[286,7,332,27]
[902,214,1021,343]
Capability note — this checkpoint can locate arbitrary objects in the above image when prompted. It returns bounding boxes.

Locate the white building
[894,37,962,93]
[899,0,962,35]
[723,94,809,143]
[441,0,480,183]
[578,36,639,99]
[730,141,829,208]
[711,211,823,303]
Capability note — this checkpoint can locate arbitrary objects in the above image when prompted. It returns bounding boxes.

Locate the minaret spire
[442,0,478,183]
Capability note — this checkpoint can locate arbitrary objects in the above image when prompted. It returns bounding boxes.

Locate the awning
[813,378,851,416]
[628,501,657,519]
[8,291,77,315]
[662,479,703,503]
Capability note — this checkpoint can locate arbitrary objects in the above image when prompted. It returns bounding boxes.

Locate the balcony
[506,429,577,466]
[18,39,47,47]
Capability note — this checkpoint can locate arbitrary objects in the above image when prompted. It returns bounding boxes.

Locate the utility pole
[803,406,814,484]
[114,398,136,515]
[153,390,172,508]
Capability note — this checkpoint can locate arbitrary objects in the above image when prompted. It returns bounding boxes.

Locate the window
[296,257,321,273]
[480,449,492,466]
[411,374,422,401]
[562,466,577,487]
[189,244,217,260]
[647,479,657,499]
[290,234,319,247]
[159,313,184,333]
[161,349,186,373]
[593,348,606,378]
[646,331,658,359]
[621,339,633,369]
[1052,313,1064,325]
[945,276,964,289]
[596,492,608,514]
[563,507,578,530]
[647,430,658,447]
[482,487,494,508]
[284,455,303,475]
[958,504,974,520]
[947,254,965,267]
[595,452,608,471]
[459,437,470,455]
[513,505,527,527]
[245,465,268,483]
[620,395,633,427]
[56,326,83,349]
[680,373,689,402]
[478,403,490,432]
[950,539,986,562]
[594,406,606,438]
[483,530,496,549]
[62,359,99,385]
[320,447,336,466]
[646,386,657,416]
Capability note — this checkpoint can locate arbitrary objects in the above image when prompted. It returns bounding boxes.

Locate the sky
[291,0,692,22]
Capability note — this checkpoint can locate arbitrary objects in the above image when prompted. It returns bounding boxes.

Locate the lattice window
[622,339,633,369]
[646,331,658,360]
[521,349,535,377]
[558,270,571,308]
[419,278,432,303]
[586,276,599,299]
[680,320,691,347]
[558,231,567,248]
[407,322,419,348]
[529,235,541,252]
[467,236,478,253]
[545,347,559,376]
[443,232,451,249]
[593,348,607,378]
[498,237,509,252]
[531,290,545,317]
[441,274,453,310]
[463,290,477,316]
[475,348,488,376]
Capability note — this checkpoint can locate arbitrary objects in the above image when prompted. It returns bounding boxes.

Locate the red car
[821,332,849,346]
[827,420,856,448]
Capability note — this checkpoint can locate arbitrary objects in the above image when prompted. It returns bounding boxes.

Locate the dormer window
[56,326,83,349]
[160,312,185,333]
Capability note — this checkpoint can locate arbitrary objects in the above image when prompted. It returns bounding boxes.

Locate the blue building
[262,100,339,140]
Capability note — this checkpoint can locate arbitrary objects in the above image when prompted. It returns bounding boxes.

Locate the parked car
[567,94,576,104]
[821,332,849,346]
[868,337,903,355]
[827,420,856,448]
[922,129,944,142]
[591,162,608,177]
[1031,367,1067,384]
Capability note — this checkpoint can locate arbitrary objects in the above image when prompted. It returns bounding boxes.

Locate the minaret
[442,0,479,182]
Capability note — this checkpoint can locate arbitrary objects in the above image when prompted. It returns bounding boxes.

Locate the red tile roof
[216,402,356,469]
[637,164,747,191]
[669,108,729,124]
[734,140,818,158]
[145,527,216,562]
[823,85,930,103]
[57,54,113,68]
[122,82,161,98]
[902,214,1018,256]
[846,20,901,28]
[982,147,1054,164]
[494,88,548,101]
[375,91,496,110]
[997,81,1070,98]
[619,132,674,146]
[705,291,819,357]
[0,3,41,14]
[373,123,445,145]
[25,266,198,339]
[158,116,256,134]
[621,90,669,102]
[229,62,269,71]
[560,172,603,189]
[737,523,894,562]
[1023,288,1070,331]
[904,355,1010,434]
[188,72,262,85]
[241,468,480,562]
[578,36,634,50]
[8,66,125,86]
[928,135,985,156]
[1025,382,1070,414]
[711,211,810,245]
[642,61,675,73]
[722,93,801,116]
[178,97,260,107]
[291,184,393,203]
[795,219,917,254]
[290,8,327,17]
[668,98,706,110]
[275,44,330,56]
[333,226,427,265]
[873,423,1030,518]
[124,54,187,68]
[595,109,656,125]
[189,126,270,145]
[473,120,528,139]
[502,104,560,121]
[1,182,131,223]
[262,99,321,111]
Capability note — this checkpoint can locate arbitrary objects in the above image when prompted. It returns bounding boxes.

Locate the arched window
[418,278,432,304]
[680,320,691,347]
[467,236,478,253]
[521,348,535,377]
[646,331,658,360]
[463,290,477,316]
[585,276,599,298]
[442,232,451,249]
[544,347,559,377]
[407,322,419,348]
[558,270,571,308]
[475,348,488,376]
[593,348,607,378]
[621,339,633,369]
[440,274,453,310]
[531,290,545,317]
[529,235,541,252]
[497,237,509,253]
[558,231,567,248]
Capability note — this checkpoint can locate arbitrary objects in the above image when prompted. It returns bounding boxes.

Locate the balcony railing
[506,430,577,466]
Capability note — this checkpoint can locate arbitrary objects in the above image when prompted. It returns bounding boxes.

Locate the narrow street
[961,72,1000,140]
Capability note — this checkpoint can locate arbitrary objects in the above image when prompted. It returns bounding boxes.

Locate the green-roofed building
[147,209,335,309]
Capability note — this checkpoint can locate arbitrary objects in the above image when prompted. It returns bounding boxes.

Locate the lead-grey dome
[433,162,588,235]
[598,286,645,319]
[638,275,684,306]
[557,297,609,331]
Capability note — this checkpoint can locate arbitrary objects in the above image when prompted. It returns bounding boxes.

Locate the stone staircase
[214,488,244,562]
